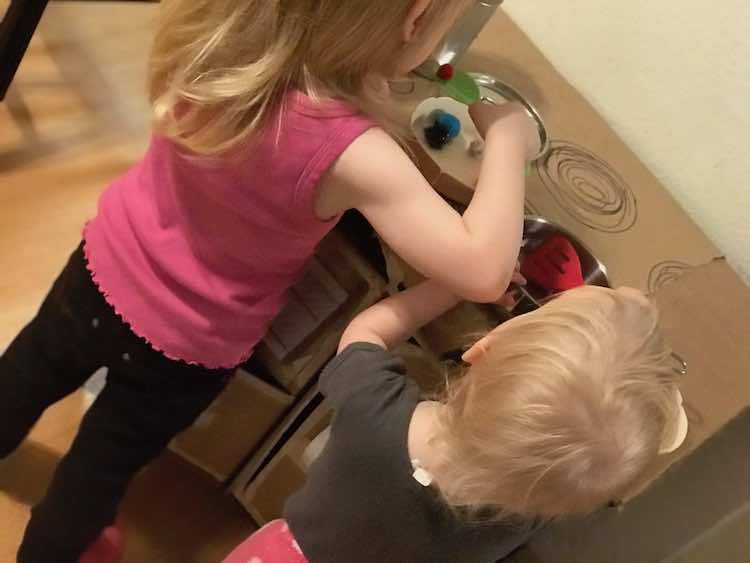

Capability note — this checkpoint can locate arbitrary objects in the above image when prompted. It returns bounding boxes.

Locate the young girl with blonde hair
[221,283,686,563]
[0,1,539,561]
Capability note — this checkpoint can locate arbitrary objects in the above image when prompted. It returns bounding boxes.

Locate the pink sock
[79,526,124,563]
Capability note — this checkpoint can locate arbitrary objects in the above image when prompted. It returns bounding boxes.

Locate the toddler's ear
[659,390,689,454]
[462,337,489,365]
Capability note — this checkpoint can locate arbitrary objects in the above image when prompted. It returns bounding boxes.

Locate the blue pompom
[435,112,461,140]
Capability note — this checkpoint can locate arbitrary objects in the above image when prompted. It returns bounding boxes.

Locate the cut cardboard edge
[624,257,750,502]
[230,385,323,504]
[170,368,295,482]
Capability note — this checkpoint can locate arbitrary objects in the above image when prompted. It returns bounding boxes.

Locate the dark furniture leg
[0,0,51,100]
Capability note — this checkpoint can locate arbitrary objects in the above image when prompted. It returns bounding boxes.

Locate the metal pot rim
[469,72,550,161]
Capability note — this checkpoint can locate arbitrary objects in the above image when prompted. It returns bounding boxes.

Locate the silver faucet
[417,0,504,78]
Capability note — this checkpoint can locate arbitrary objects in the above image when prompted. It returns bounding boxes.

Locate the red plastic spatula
[521,235,585,292]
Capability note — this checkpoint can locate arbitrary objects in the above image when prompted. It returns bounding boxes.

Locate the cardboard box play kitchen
[390,11,750,502]
[171,369,293,482]
[254,230,387,396]
[231,12,750,524]
[232,386,330,524]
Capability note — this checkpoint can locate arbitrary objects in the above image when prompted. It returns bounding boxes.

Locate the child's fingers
[498,292,516,309]
[493,264,525,309]
[497,284,524,309]
[512,262,526,286]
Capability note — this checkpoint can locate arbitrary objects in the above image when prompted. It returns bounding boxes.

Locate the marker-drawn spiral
[535,141,638,233]
[647,260,692,294]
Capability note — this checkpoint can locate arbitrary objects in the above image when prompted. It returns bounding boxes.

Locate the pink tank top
[84,91,375,368]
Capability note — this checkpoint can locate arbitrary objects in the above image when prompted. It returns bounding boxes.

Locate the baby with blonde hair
[435,285,684,518]
[223,283,686,563]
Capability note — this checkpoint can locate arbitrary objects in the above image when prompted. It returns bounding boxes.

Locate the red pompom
[436,64,454,81]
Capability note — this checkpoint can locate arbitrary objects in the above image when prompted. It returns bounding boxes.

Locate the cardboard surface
[171,369,293,481]
[234,390,332,524]
[263,258,349,361]
[255,231,386,395]
[630,259,750,498]
[388,11,750,502]
[392,13,721,293]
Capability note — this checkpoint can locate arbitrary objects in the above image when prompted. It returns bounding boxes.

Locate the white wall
[505,0,749,281]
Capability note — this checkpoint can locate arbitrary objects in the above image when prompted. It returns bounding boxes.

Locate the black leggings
[0,245,233,563]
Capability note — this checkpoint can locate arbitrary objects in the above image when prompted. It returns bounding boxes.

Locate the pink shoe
[79,526,125,563]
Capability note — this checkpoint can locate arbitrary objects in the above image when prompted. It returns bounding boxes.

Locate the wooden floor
[0,3,255,561]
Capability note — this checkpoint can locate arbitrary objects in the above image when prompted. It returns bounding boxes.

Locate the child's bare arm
[338,280,461,352]
[339,264,524,353]
[317,104,536,303]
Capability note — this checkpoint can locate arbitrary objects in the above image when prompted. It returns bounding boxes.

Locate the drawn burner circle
[647,260,692,294]
[535,141,638,233]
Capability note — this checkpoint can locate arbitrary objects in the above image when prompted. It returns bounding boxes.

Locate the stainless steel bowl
[511,216,610,315]
[524,216,609,287]
[469,72,550,161]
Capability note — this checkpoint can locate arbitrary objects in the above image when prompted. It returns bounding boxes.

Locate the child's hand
[469,102,541,160]
[497,263,526,309]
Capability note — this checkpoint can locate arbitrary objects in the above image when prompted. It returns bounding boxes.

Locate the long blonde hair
[148,0,464,155]
[433,286,680,520]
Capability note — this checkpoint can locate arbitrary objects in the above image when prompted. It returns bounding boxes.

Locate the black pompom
[424,123,450,150]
